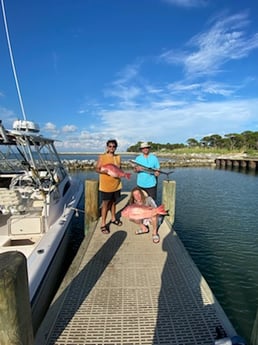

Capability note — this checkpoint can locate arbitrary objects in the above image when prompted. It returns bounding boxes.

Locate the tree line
[127,131,258,152]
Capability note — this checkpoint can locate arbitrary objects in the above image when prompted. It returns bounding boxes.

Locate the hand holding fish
[130,160,173,179]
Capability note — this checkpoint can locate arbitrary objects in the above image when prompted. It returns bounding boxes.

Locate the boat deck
[35,192,236,345]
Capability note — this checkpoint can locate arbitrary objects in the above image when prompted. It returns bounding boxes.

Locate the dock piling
[162,180,176,225]
[0,251,34,345]
[85,179,99,230]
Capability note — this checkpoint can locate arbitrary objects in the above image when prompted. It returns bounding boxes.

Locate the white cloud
[49,95,258,152]
[105,85,142,104]
[167,80,237,98]
[0,108,16,128]
[43,122,59,137]
[62,125,77,133]
[113,63,141,85]
[44,122,57,132]
[150,99,186,108]
[162,0,208,8]
[77,109,86,114]
[96,98,258,148]
[160,12,258,77]
[104,63,143,106]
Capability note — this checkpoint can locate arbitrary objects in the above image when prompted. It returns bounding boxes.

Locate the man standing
[134,142,160,201]
[96,139,123,234]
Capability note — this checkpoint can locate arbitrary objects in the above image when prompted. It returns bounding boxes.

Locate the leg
[101,200,109,227]
[151,215,160,243]
[110,190,123,226]
[131,219,149,234]
[100,199,110,233]
[138,186,157,202]
[110,200,116,222]
[151,215,158,236]
[149,185,157,202]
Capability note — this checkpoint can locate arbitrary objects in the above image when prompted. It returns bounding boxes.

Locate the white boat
[0,120,83,330]
[0,1,83,330]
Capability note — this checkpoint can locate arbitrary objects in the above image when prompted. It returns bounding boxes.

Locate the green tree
[187,138,199,147]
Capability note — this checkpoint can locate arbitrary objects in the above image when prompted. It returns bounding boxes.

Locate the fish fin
[125,173,131,180]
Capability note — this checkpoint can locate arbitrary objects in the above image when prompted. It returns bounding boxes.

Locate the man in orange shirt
[96,139,123,234]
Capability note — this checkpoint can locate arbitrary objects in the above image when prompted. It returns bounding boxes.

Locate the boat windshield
[0,121,65,188]
[0,135,61,173]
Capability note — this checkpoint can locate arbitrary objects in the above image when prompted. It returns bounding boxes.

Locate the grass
[157,147,244,155]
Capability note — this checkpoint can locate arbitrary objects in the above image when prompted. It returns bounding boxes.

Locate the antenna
[1,0,27,121]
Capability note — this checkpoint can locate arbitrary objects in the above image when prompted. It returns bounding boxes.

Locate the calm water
[69,159,258,343]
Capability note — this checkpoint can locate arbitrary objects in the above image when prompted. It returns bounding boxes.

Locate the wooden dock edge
[168,226,236,338]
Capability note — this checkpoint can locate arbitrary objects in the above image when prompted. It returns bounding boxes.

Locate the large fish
[122,204,167,220]
[100,163,131,180]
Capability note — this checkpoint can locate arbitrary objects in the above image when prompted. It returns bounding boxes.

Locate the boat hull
[31,218,74,332]
[30,180,83,332]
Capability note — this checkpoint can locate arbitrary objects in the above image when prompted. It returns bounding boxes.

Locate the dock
[215,157,258,171]
[35,191,236,345]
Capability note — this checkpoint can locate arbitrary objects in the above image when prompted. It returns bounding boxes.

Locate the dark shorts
[138,185,157,201]
[101,190,121,202]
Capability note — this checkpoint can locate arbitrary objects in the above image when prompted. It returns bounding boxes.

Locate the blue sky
[1,0,258,152]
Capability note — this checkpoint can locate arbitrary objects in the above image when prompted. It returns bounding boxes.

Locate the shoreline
[62,153,221,170]
[61,152,249,171]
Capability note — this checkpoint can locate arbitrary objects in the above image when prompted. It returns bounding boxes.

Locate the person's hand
[134,166,143,172]
[154,170,160,177]
[101,168,109,174]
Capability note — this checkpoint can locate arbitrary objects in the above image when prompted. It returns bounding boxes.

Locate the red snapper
[122,204,167,220]
[100,163,131,180]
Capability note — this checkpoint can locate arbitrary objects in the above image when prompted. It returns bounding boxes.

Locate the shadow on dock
[36,230,127,344]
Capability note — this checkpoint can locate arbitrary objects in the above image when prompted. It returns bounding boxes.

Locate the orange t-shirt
[98,154,122,192]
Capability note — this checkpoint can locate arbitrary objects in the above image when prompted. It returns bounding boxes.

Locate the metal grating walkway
[35,192,236,345]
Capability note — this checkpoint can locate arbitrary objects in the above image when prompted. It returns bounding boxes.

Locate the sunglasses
[108,145,116,148]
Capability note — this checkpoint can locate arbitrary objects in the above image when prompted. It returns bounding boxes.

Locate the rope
[1,0,27,121]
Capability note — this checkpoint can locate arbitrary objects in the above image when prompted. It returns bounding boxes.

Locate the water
[69,163,258,343]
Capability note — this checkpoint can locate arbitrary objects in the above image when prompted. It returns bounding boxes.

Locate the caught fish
[122,204,167,220]
[100,163,131,180]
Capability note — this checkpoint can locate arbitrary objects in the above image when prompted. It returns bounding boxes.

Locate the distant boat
[0,0,83,331]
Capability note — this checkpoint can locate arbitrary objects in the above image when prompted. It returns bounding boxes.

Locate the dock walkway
[35,192,236,345]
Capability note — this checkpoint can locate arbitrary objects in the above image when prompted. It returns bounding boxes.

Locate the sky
[0,0,258,152]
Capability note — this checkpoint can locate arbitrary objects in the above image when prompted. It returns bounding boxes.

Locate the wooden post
[162,180,176,225]
[0,251,34,345]
[248,160,257,170]
[85,179,99,230]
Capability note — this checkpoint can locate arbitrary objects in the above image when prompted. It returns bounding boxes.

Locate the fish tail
[157,204,168,215]
[125,172,131,180]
